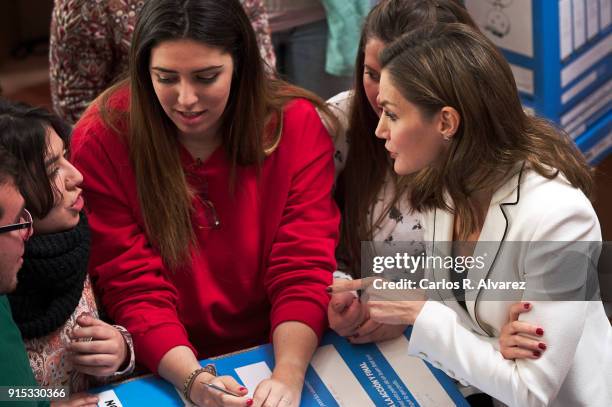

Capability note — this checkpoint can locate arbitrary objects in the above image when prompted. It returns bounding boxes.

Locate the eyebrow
[151,65,224,74]
[379,100,396,108]
[44,143,65,167]
[44,154,61,167]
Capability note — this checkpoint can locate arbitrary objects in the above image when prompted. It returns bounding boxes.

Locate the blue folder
[94,329,468,406]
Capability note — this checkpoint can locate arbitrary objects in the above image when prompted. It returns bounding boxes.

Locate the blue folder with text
[95,329,469,407]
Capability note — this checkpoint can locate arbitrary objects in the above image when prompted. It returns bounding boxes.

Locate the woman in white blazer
[330,23,611,406]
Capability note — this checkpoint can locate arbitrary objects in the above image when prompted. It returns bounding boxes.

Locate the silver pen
[201,381,243,397]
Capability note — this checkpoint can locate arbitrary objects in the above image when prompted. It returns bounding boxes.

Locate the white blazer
[407,165,612,406]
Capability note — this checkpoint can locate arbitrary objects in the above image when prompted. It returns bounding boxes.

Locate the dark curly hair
[0,98,72,219]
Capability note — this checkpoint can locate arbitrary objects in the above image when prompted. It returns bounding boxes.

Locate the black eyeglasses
[197,198,220,230]
[185,171,220,230]
[0,208,33,241]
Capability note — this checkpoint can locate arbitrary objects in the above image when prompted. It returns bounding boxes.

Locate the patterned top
[326,90,425,257]
[24,275,134,392]
[50,0,277,123]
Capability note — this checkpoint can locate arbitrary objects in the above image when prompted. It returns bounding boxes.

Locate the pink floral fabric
[24,276,132,392]
[50,0,276,123]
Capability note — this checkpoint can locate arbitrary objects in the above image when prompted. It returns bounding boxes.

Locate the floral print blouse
[50,0,277,123]
[24,275,134,393]
[326,90,425,257]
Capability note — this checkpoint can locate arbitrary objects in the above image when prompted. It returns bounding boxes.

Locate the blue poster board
[93,330,469,407]
[465,0,612,163]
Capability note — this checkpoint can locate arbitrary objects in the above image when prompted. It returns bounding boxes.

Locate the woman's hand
[69,313,128,376]
[252,360,304,407]
[190,373,251,407]
[261,321,319,407]
[367,300,426,326]
[159,347,251,407]
[328,289,407,343]
[348,321,408,344]
[251,376,301,407]
[499,302,546,360]
[51,392,98,407]
[328,289,367,337]
[328,278,426,326]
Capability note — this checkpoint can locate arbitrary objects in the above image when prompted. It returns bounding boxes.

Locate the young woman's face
[363,38,386,117]
[150,39,234,142]
[33,128,84,234]
[375,71,447,175]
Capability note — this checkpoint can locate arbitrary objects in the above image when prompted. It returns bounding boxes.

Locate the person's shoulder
[512,167,599,238]
[0,295,10,318]
[281,98,328,136]
[324,90,353,132]
[519,167,593,212]
[326,90,353,115]
[74,87,129,140]
[283,91,354,121]
[271,98,334,156]
[283,97,318,117]
[71,87,131,163]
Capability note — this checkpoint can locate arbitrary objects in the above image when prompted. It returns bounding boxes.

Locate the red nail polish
[538,343,546,350]
[536,328,544,336]
[239,387,246,391]
[533,351,541,357]
[246,399,253,406]
[523,303,530,309]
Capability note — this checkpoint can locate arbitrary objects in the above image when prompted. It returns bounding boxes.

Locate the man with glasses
[0,192,32,293]
[0,147,47,407]
[0,148,32,293]
[0,149,32,295]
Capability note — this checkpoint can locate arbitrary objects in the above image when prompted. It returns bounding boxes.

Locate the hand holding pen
[194,376,251,407]
[202,382,244,397]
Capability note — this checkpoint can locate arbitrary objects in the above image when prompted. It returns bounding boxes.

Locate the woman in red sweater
[70,0,339,406]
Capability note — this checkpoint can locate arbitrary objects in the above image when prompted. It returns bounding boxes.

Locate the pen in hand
[201,381,244,397]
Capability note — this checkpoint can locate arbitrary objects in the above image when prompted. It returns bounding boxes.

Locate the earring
[443,134,451,142]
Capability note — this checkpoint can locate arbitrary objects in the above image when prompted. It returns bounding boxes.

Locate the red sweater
[71,90,339,374]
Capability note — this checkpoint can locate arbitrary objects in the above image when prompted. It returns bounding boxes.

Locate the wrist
[189,372,216,405]
[272,363,305,389]
[184,364,216,405]
[197,372,216,384]
[112,325,135,376]
[274,359,307,375]
[407,301,426,325]
[119,338,129,368]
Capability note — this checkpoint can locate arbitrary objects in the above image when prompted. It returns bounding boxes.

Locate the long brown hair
[380,23,593,238]
[90,0,336,269]
[338,0,477,276]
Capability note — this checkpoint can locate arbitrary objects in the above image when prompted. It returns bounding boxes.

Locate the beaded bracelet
[111,324,135,377]
[183,364,217,405]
